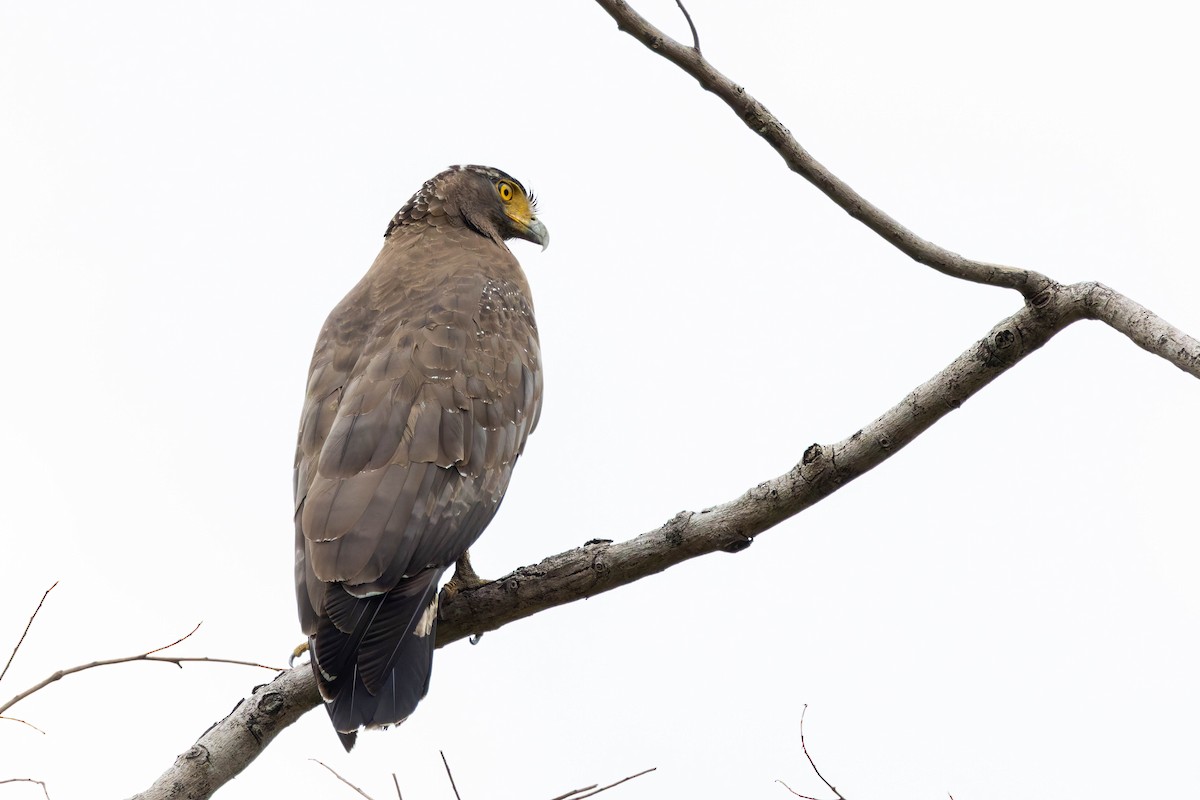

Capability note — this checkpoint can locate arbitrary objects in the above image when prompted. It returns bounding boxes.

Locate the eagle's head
[386,164,549,250]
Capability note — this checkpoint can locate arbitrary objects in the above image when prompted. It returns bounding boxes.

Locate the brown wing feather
[293,214,541,745]
[296,220,541,609]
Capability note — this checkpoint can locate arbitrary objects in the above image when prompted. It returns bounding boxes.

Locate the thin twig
[0,623,280,716]
[391,773,403,800]
[440,751,463,800]
[674,0,700,52]
[0,778,51,799]
[776,778,826,800]
[593,0,1051,298]
[595,1,1200,377]
[800,705,846,800]
[1,581,58,685]
[310,759,376,800]
[774,706,844,799]
[554,767,656,799]
[549,786,597,800]
[144,622,203,655]
[0,714,47,735]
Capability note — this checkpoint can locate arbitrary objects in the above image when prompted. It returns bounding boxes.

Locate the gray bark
[126,2,1200,797]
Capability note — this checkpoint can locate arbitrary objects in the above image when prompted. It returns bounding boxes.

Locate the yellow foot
[288,640,310,668]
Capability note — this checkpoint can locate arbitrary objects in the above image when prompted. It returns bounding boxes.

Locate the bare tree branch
[1077,284,1200,376]
[311,759,378,800]
[124,4,1200,798]
[674,0,700,52]
[304,755,649,800]
[0,715,46,735]
[128,667,321,800]
[590,2,1200,377]
[133,279,1175,798]
[777,779,828,800]
[554,767,656,799]
[774,706,847,799]
[1,581,57,685]
[144,622,205,656]
[594,0,1051,298]
[440,751,463,800]
[1,623,280,718]
[0,778,52,799]
[549,785,600,800]
[799,705,846,800]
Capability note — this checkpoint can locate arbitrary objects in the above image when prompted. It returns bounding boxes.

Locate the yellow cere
[498,180,535,224]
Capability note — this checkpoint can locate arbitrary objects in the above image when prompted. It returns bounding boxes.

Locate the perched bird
[293,165,547,750]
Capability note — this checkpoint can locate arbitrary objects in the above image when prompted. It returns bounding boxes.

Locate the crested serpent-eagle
[293,165,547,750]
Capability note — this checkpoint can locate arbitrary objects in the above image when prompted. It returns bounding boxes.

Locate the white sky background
[2,1,1198,798]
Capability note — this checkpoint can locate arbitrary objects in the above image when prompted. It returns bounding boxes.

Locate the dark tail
[310,568,442,751]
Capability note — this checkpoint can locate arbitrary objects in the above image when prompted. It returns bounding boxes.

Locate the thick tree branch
[592,0,1052,299]
[1078,283,1200,376]
[586,0,1200,379]
[128,668,321,800]
[132,278,1198,798]
[128,5,1199,797]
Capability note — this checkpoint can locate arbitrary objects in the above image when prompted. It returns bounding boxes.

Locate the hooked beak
[516,218,549,251]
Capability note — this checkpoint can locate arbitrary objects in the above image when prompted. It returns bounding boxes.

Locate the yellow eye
[497,181,514,202]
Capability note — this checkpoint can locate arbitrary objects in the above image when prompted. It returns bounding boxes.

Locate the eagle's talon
[288,640,310,668]
[442,550,490,599]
